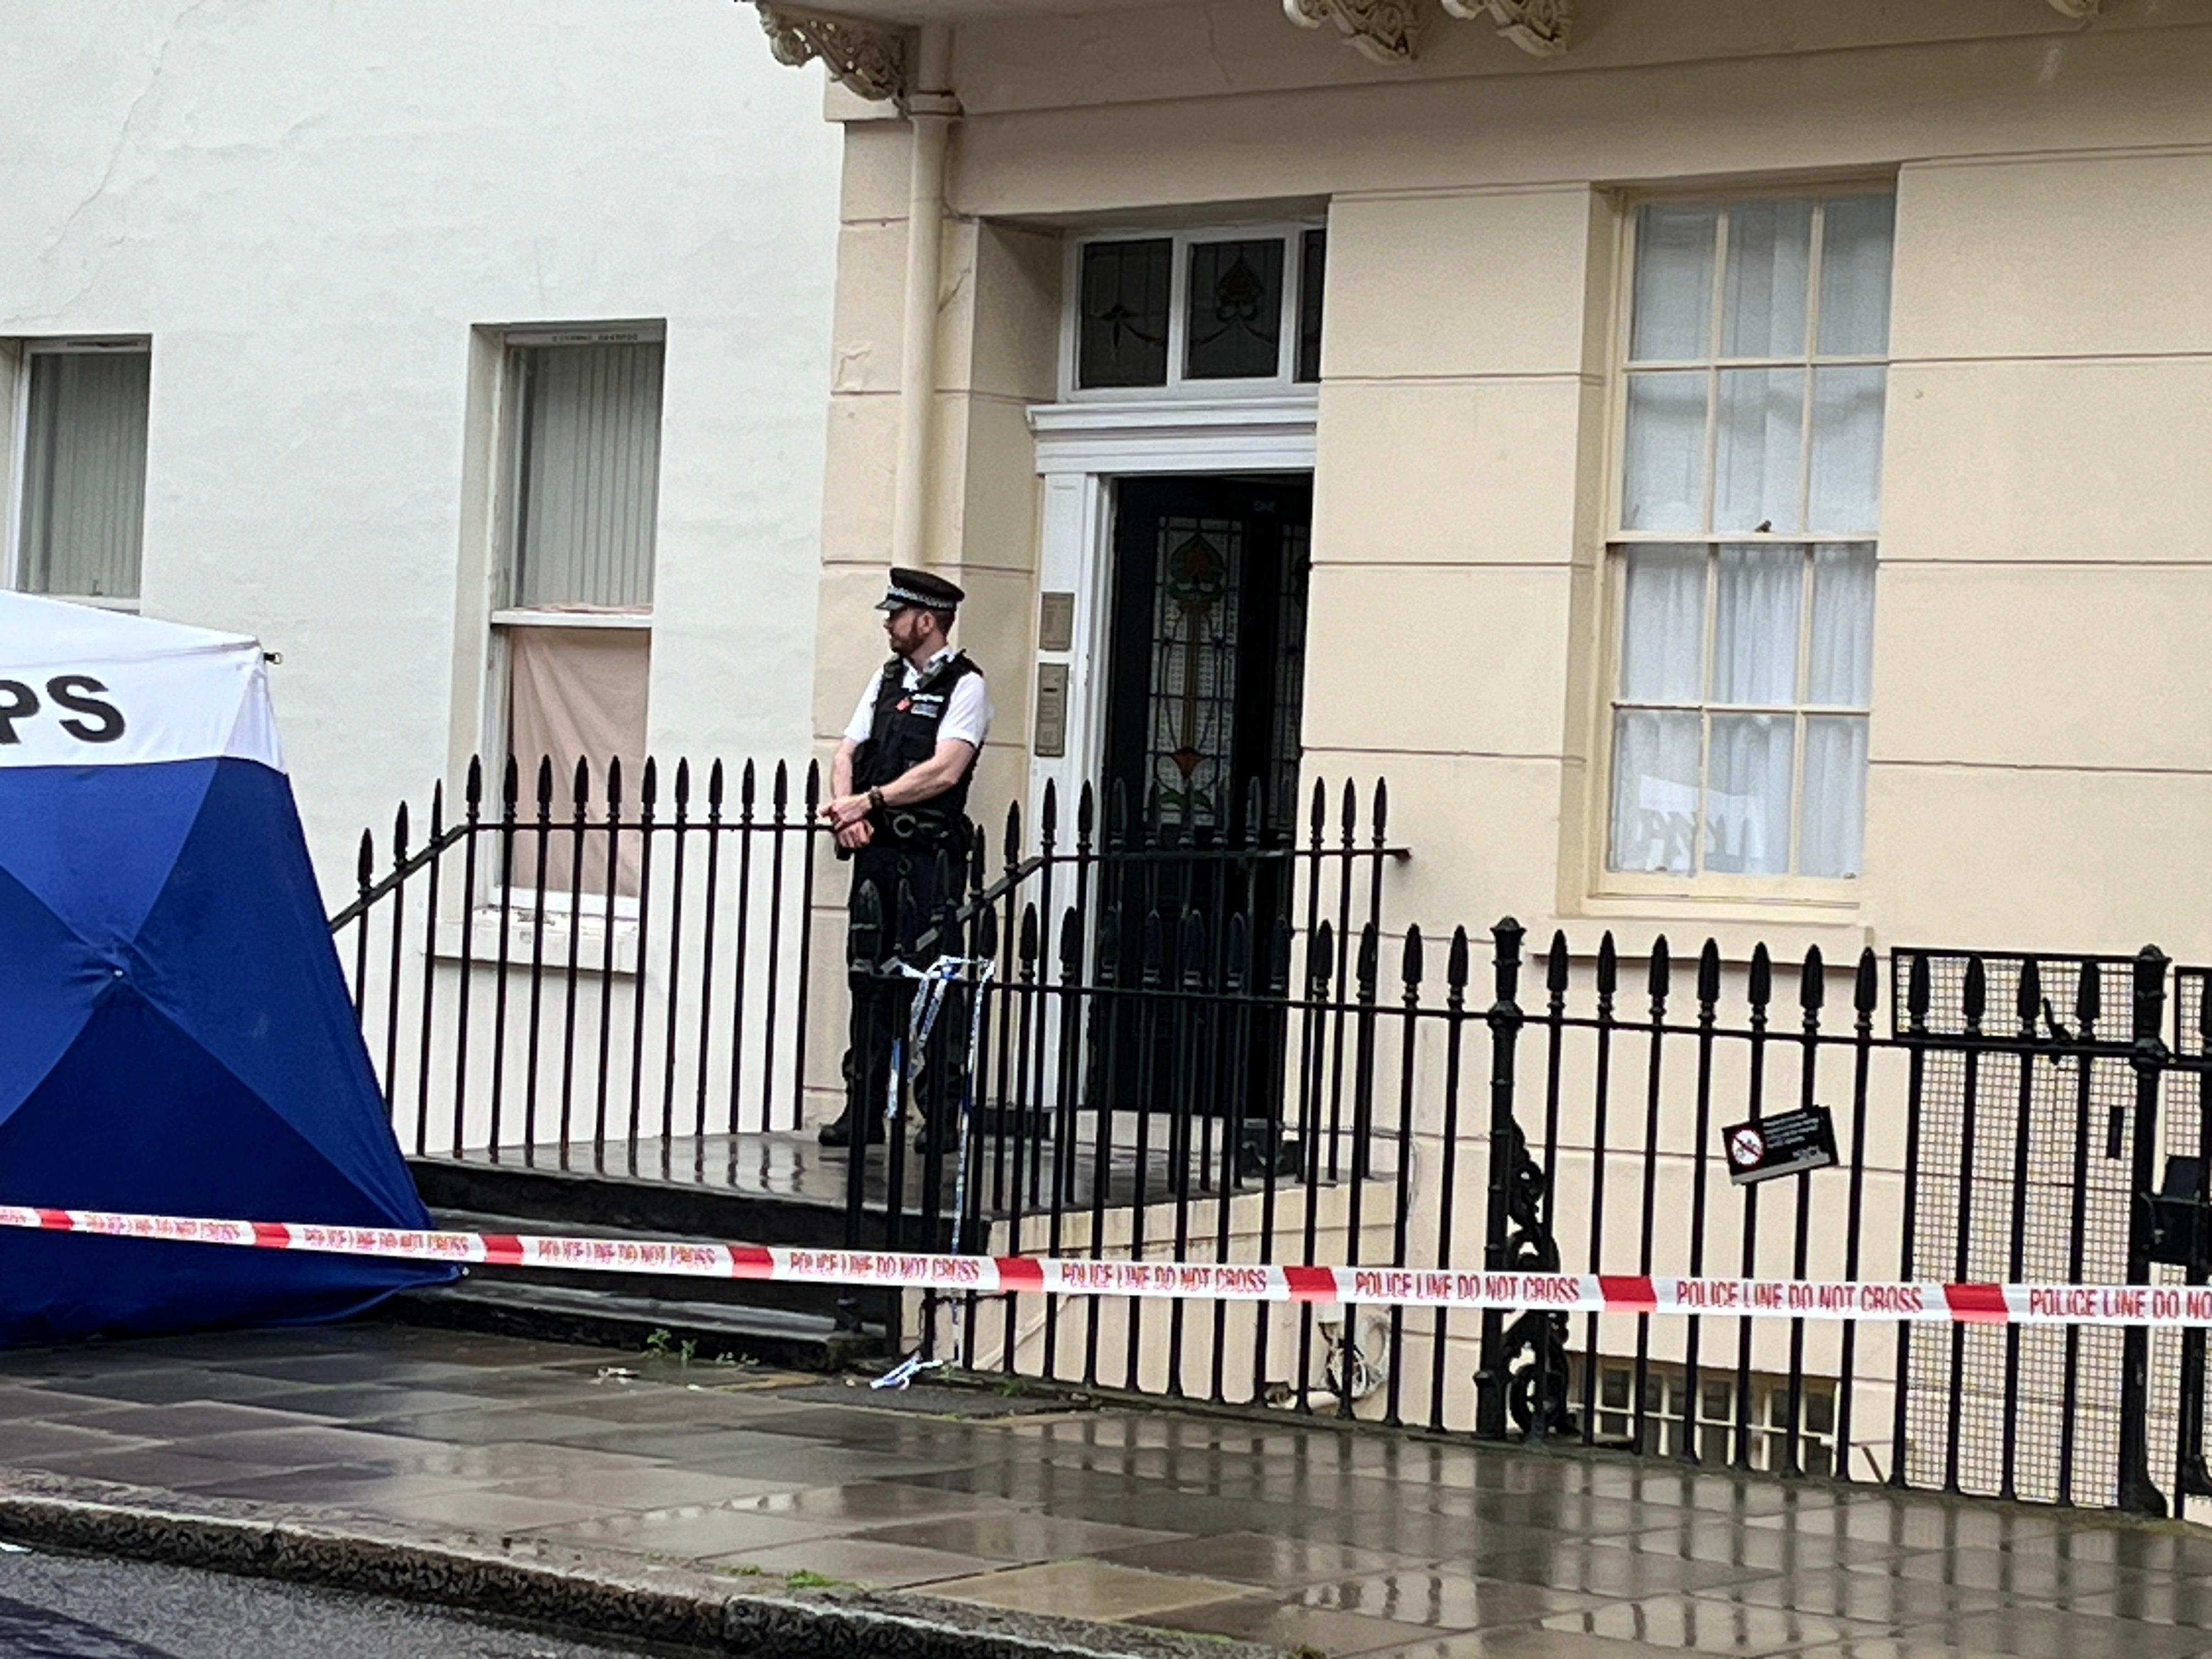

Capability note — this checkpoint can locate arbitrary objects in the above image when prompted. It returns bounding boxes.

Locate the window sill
[1553,895,1872,970]
[491,608,652,630]
[432,911,640,977]
[27,593,140,613]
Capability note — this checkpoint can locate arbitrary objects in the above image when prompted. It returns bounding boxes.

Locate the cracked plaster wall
[0,0,842,894]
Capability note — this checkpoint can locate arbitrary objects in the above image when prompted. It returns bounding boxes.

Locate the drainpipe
[892,23,957,570]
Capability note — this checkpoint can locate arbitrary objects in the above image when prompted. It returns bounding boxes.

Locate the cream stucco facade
[748,1,2212,1470]
[788,0,2212,964]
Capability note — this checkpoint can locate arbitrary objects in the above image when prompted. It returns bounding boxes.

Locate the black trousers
[843,837,970,1131]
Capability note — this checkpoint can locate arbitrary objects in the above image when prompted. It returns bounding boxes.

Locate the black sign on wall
[1722,1105,1839,1187]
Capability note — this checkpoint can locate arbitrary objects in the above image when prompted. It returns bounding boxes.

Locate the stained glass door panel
[1098,476,1313,1128]
[1143,515,1243,827]
[1106,477,1310,843]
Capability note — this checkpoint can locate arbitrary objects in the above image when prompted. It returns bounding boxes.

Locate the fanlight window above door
[1066,224,1326,398]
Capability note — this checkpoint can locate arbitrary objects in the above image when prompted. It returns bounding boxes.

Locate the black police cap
[875,567,966,613]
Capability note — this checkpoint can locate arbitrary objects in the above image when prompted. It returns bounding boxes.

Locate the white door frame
[1025,395,1318,833]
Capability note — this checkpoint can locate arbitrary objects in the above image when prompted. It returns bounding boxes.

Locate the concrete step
[424,1208,889,1324]
[383,1276,885,1372]
[407,1153,956,1253]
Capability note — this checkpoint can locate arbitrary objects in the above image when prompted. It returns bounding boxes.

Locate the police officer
[817,568,992,1148]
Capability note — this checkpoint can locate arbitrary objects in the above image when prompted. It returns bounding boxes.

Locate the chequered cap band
[884,584,955,610]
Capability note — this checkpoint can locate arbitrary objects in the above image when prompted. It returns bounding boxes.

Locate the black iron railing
[328,755,1400,1178]
[331,754,824,1161]
[330,756,2212,1516]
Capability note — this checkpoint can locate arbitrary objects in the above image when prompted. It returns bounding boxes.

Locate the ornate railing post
[1474,917,1569,1440]
[1474,918,1525,1437]
[2118,945,2172,1516]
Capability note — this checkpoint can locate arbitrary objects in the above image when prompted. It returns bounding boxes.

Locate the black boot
[816,1112,884,1148]
[913,1119,964,1160]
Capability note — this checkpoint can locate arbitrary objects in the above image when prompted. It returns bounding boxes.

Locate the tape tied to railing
[12,1204,2212,1328]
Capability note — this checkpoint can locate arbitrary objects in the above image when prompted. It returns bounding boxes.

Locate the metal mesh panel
[1892,951,2192,1505]
[1903,1042,2134,1500]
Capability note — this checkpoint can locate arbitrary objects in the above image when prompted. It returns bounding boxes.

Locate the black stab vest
[853,652,984,836]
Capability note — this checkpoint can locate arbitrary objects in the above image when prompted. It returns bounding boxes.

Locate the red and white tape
[4,1203,2207,1328]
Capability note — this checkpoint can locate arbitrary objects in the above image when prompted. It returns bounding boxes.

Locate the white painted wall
[0,0,841,895]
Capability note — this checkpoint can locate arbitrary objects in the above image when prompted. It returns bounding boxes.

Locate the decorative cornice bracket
[1440,0,1572,57]
[753,3,909,105]
[1283,0,1421,65]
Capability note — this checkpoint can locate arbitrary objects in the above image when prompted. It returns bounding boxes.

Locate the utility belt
[872,806,964,850]
[828,797,967,857]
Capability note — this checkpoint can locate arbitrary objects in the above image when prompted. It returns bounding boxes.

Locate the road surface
[0,1547,682,1658]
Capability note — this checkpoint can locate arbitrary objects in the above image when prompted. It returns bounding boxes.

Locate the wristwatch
[866,786,885,813]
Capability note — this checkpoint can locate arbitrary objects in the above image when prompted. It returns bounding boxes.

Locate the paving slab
[0,1325,2207,1658]
[714,1534,1006,1587]
[924,1559,1263,1622]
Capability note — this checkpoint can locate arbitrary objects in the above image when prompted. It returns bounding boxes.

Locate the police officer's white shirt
[843,648,994,752]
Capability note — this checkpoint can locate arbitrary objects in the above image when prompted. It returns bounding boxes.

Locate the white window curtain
[1610,546,1705,875]
[1629,206,1716,362]
[1801,545,1876,877]
[1621,373,1705,533]
[1711,545,1801,707]
[18,351,150,600]
[1613,543,1875,879]
[1818,197,1897,356]
[1713,369,1803,534]
[1610,708,1700,876]
[1809,368,1884,532]
[1609,194,1891,882]
[1721,201,1812,359]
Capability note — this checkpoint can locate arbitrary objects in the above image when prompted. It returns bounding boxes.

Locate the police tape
[5,1201,2210,1328]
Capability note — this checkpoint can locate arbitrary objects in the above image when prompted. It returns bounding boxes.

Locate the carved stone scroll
[1440,0,1572,57]
[753,3,908,104]
[1283,0,1421,65]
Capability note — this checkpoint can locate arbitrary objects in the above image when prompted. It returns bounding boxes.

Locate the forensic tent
[0,592,452,1342]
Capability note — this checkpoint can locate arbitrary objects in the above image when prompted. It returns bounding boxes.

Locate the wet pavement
[0,1323,2210,1656]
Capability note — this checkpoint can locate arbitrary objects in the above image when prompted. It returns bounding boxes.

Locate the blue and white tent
[0,592,451,1343]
